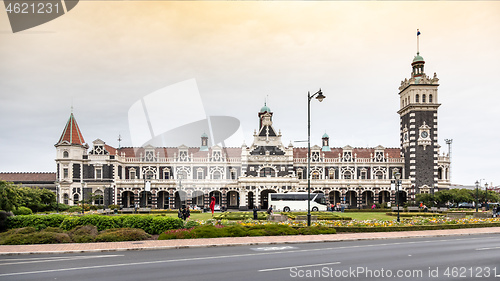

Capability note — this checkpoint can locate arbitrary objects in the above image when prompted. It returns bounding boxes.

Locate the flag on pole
[417,29,421,36]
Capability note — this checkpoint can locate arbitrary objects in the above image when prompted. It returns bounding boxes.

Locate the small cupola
[321,132,331,152]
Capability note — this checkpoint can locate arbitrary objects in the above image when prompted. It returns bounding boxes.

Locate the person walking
[178,207,184,220]
[182,206,190,221]
[253,206,258,220]
[210,196,216,217]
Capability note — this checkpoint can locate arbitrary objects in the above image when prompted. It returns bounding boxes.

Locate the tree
[0,181,21,212]
[415,193,435,207]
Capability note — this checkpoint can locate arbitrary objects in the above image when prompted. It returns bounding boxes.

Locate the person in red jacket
[210,196,216,217]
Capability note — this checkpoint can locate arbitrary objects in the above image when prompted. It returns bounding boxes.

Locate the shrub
[13,206,33,216]
[191,225,227,238]
[0,227,71,245]
[95,228,150,242]
[298,226,336,235]
[108,204,120,210]
[159,228,197,240]
[68,206,83,213]
[68,225,98,243]
[0,211,14,231]
[184,220,200,229]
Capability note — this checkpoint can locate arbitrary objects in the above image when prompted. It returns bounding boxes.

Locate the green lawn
[163,211,394,221]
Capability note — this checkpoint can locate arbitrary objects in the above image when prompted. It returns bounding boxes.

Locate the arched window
[429,94,433,103]
[260,167,274,177]
[375,171,384,179]
[94,190,103,205]
[212,171,221,180]
[343,171,352,180]
[145,170,154,180]
[63,151,69,158]
[73,193,79,203]
[422,94,426,103]
[312,171,320,180]
[415,94,419,103]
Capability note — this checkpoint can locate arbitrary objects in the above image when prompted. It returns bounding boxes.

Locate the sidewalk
[1,227,500,255]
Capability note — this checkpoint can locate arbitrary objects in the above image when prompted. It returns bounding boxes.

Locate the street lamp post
[81,181,85,215]
[54,180,59,213]
[485,183,489,210]
[307,89,325,227]
[475,180,479,213]
[394,171,401,223]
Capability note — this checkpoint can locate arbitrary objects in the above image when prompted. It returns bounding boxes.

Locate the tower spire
[56,112,86,146]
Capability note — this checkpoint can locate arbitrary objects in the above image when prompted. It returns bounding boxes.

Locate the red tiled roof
[0,172,56,183]
[57,113,85,146]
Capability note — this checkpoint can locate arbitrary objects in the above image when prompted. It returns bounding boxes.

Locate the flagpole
[417,29,420,54]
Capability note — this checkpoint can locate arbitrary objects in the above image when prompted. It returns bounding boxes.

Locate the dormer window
[343,152,352,162]
[212,151,222,161]
[145,150,155,162]
[179,151,189,162]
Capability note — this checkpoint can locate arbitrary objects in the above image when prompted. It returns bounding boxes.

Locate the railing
[293,158,405,164]
[120,157,241,163]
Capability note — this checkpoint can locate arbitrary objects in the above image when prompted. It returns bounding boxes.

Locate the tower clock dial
[420,131,428,138]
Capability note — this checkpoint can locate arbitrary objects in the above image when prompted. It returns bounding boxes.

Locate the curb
[2,227,500,256]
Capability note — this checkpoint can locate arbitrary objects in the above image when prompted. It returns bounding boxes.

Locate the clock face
[421,131,429,138]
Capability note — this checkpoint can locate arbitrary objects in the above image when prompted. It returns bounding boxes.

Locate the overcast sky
[0,1,499,187]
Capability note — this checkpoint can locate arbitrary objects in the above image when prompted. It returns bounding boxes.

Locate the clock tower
[398,50,440,195]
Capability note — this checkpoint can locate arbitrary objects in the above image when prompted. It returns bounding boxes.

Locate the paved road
[1,234,499,281]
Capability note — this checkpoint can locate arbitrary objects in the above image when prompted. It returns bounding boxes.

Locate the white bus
[268,192,327,212]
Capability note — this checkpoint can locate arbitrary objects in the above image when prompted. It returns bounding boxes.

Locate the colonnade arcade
[116,186,409,209]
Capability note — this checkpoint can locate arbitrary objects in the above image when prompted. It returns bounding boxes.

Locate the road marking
[476,246,500,251]
[259,262,340,272]
[0,254,123,266]
[0,236,496,277]
[251,246,297,251]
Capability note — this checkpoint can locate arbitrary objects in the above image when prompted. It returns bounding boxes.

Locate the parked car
[458,202,480,208]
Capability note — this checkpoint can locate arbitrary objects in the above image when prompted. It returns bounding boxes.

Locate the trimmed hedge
[386,212,444,217]
[213,212,268,221]
[6,214,67,230]
[6,214,184,234]
[158,224,337,240]
[334,223,500,233]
